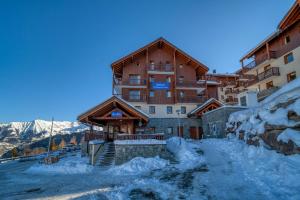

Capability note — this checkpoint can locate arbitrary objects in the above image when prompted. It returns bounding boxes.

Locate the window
[151,127,156,133]
[287,71,297,82]
[167,106,173,114]
[266,81,274,89]
[167,127,173,135]
[165,61,172,71]
[166,76,171,82]
[264,65,270,71]
[240,96,247,106]
[285,36,290,44]
[179,76,184,83]
[150,61,155,70]
[136,62,140,67]
[284,52,294,64]
[221,95,224,100]
[149,106,155,114]
[135,106,141,110]
[129,74,141,85]
[181,106,186,114]
[179,91,184,98]
[149,90,155,97]
[129,90,140,100]
[166,90,172,98]
[149,75,155,83]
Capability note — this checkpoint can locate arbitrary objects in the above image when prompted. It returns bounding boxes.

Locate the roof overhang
[77,96,149,126]
[188,98,224,117]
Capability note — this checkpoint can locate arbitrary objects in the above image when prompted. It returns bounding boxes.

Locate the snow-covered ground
[1,137,299,200]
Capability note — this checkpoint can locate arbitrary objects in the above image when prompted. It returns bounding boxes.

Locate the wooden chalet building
[78,37,224,141]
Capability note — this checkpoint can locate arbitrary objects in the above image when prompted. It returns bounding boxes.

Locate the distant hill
[0,119,88,157]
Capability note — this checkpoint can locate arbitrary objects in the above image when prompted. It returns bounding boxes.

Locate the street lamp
[176,109,182,145]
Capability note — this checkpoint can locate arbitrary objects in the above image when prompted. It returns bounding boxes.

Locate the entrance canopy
[188,98,224,118]
[77,96,149,127]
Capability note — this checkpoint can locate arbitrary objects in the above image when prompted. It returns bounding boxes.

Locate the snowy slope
[0,119,88,156]
[226,78,300,154]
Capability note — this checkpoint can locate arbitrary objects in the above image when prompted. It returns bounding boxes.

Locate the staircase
[97,142,115,167]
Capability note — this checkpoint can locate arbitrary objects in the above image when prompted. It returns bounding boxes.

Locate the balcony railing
[224,89,239,95]
[116,133,164,140]
[244,51,277,70]
[177,95,207,103]
[119,94,147,102]
[84,131,104,141]
[224,97,238,104]
[257,86,280,101]
[147,64,174,72]
[176,80,206,88]
[257,67,280,81]
[115,79,147,86]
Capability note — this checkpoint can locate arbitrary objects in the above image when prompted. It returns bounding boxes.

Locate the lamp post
[176,109,181,145]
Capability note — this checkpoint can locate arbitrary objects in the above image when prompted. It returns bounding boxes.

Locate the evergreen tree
[11,147,18,157]
[70,136,77,145]
[59,138,66,148]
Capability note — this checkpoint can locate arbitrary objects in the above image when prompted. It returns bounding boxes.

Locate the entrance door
[189,127,198,139]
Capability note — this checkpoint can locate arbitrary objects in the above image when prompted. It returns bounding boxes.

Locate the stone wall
[145,118,202,138]
[202,106,247,138]
[115,144,168,165]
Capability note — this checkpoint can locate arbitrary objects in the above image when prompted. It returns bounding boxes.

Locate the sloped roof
[111,37,209,75]
[188,98,224,117]
[77,96,149,124]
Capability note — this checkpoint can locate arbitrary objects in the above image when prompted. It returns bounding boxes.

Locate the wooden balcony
[177,95,207,103]
[84,131,165,142]
[116,133,164,140]
[147,64,174,72]
[224,89,239,95]
[244,51,277,70]
[115,79,147,86]
[119,94,147,102]
[225,97,238,104]
[257,67,280,81]
[176,80,206,88]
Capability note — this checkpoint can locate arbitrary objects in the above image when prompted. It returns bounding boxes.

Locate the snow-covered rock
[226,78,300,154]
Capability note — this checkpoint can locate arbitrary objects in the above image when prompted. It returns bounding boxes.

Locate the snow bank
[166,137,205,169]
[199,138,300,200]
[227,78,300,150]
[114,139,166,145]
[277,128,300,146]
[107,156,168,175]
[26,153,92,174]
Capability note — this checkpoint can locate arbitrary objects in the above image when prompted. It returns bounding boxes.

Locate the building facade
[78,38,223,140]
[238,1,300,101]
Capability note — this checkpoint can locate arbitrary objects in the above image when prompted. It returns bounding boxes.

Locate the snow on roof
[188,98,224,115]
[207,73,239,77]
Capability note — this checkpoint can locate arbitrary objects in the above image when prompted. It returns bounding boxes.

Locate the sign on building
[111,111,122,118]
[151,82,170,90]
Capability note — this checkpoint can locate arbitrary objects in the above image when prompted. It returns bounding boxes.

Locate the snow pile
[227,78,300,151]
[277,128,300,146]
[26,154,92,174]
[198,138,300,200]
[107,156,169,175]
[114,139,166,145]
[167,137,205,169]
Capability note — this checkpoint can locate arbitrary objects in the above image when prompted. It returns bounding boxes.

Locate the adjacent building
[238,0,300,101]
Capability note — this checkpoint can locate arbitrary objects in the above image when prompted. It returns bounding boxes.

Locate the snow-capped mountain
[0,119,88,156]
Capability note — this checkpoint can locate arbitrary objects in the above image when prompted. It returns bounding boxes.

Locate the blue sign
[111,111,122,118]
[151,82,170,90]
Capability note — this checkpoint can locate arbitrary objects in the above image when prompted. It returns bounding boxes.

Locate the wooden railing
[244,51,277,70]
[116,133,164,140]
[115,79,147,86]
[176,80,206,88]
[84,131,104,141]
[176,95,207,103]
[147,64,174,72]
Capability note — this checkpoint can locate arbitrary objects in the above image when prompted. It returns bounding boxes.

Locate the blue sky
[0,0,294,122]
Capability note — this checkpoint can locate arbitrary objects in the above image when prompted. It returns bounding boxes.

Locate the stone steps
[97,142,115,167]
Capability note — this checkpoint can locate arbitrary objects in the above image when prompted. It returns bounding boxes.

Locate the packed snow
[26,153,93,174]
[1,137,300,199]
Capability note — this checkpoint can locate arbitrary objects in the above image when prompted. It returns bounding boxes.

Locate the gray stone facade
[145,118,202,138]
[202,106,247,138]
[115,144,168,165]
